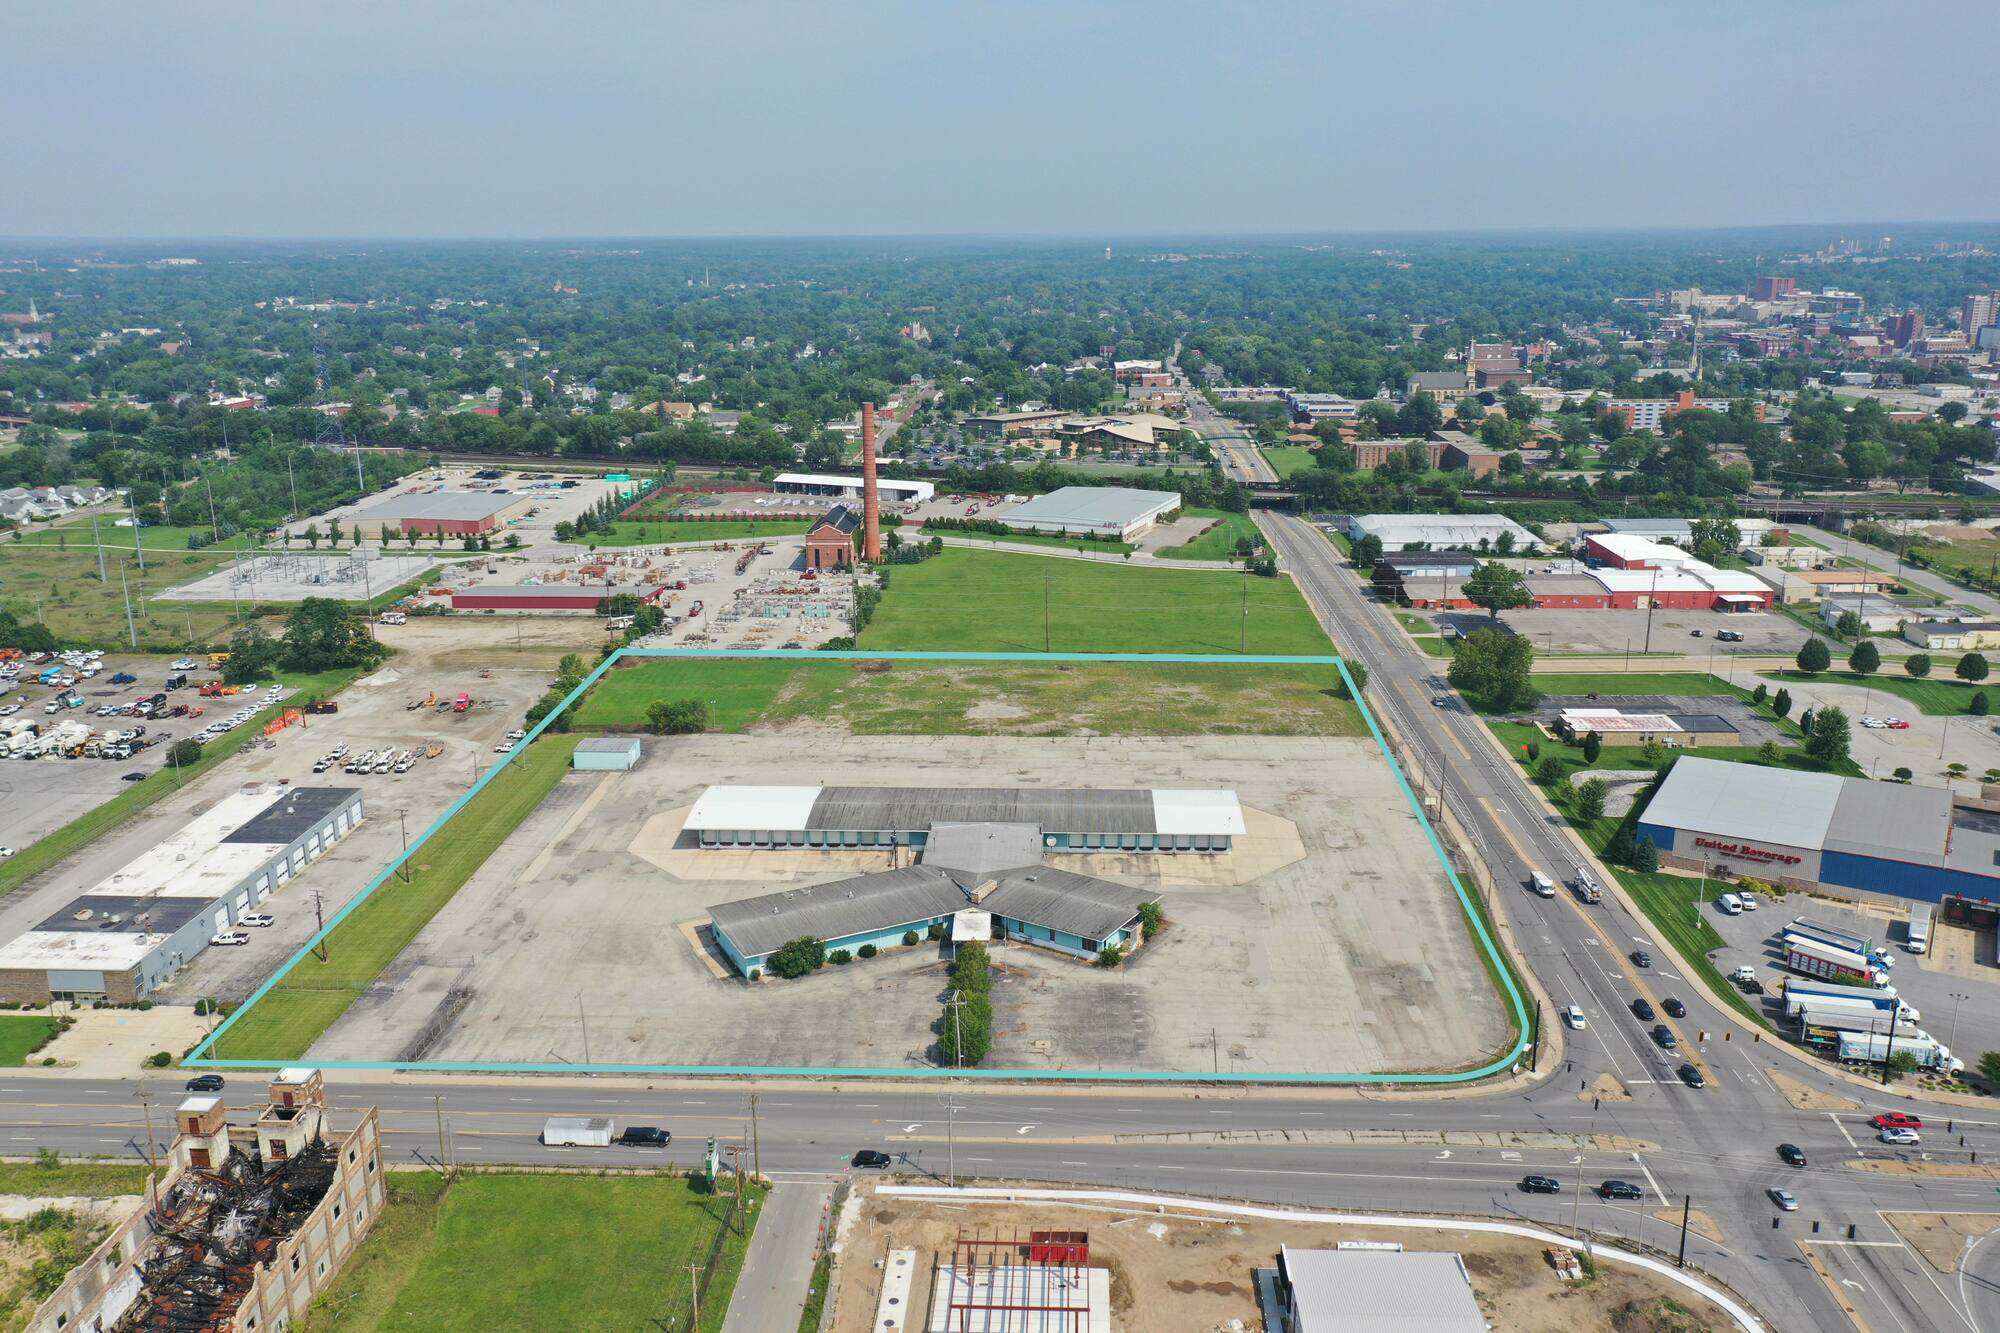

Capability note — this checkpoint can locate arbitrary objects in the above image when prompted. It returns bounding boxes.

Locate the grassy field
[856,548,1333,654]
[0,666,364,901]
[1260,445,1320,478]
[0,1160,154,1196]
[925,526,1134,554]
[590,518,813,546]
[212,735,579,1060]
[22,522,260,552]
[575,657,1365,736]
[0,1015,58,1065]
[1760,669,1992,715]
[0,541,246,646]
[306,1173,759,1333]
[1157,507,1262,562]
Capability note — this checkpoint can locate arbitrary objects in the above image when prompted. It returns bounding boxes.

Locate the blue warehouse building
[1636,757,2000,907]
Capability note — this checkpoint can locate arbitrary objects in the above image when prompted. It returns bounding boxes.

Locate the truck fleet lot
[305,732,1513,1075]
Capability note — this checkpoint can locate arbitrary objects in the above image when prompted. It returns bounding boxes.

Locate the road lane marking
[1631,1153,1668,1206]
[1829,1113,1859,1150]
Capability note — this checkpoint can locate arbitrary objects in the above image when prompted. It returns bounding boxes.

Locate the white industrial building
[995,486,1183,539]
[771,472,935,504]
[0,786,363,1005]
[1341,513,1539,552]
[1273,1247,1486,1332]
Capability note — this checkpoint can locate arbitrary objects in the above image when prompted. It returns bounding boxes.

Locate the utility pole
[1677,1195,1692,1268]
[127,489,147,571]
[119,568,138,649]
[90,510,108,582]
[1643,563,1658,654]
[750,1092,761,1181]
[1880,1014,1896,1086]
[1570,1151,1585,1246]
[310,890,328,962]
[434,1095,449,1176]
[579,993,592,1064]
[688,1264,701,1329]
[137,1085,160,1213]
[1043,576,1050,653]
[203,472,220,544]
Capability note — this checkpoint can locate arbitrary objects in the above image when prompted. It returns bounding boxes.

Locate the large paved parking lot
[309,734,1514,1076]
[1431,606,1813,662]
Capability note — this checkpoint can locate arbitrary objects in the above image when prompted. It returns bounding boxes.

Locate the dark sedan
[851,1150,893,1169]
[1598,1180,1643,1200]
[184,1073,224,1092]
[618,1126,671,1147]
[1662,997,1687,1018]
[1631,998,1656,1022]
[1519,1175,1562,1194]
[1778,1143,1807,1167]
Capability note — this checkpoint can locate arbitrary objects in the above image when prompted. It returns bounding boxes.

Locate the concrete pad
[308,734,1513,1077]
[33,1005,207,1076]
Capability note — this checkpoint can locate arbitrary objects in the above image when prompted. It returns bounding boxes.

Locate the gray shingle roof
[808,787,1159,834]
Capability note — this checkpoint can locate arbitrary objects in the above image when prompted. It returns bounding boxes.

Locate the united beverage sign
[1691,835,1803,867]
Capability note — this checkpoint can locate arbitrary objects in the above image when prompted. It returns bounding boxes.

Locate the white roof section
[1151,788,1248,836]
[998,486,1182,533]
[685,785,822,832]
[1345,513,1538,551]
[0,930,177,971]
[83,787,301,903]
[1280,1247,1485,1332]
[179,1096,220,1115]
[1589,567,1715,593]
[772,472,935,500]
[1643,757,1845,850]
[1560,709,1682,734]
[1589,532,1693,565]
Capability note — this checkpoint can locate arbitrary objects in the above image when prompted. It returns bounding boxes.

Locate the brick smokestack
[861,401,882,561]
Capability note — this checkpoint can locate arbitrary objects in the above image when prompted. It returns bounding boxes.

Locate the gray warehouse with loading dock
[0,786,363,1005]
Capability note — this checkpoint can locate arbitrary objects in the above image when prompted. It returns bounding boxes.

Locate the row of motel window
[696,828,1229,852]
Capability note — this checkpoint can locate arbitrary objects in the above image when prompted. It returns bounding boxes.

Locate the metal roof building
[772,472,936,504]
[1637,756,2000,905]
[994,486,1183,539]
[355,490,525,533]
[0,786,363,1005]
[1340,513,1538,552]
[1274,1247,1486,1332]
[686,785,1245,852]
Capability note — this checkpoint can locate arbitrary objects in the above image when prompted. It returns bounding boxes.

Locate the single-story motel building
[691,787,1243,977]
[0,786,363,1005]
[1637,756,2000,906]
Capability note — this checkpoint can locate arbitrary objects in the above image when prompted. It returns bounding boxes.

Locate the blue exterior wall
[1637,820,2000,907]
[994,917,1134,958]
[714,913,952,976]
[573,741,640,770]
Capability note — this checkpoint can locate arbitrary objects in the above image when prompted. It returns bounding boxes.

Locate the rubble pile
[114,1139,337,1332]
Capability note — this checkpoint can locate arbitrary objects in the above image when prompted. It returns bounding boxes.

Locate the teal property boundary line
[188,648,1532,1083]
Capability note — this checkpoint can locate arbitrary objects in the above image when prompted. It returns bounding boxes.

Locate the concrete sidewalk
[722,1180,831,1333]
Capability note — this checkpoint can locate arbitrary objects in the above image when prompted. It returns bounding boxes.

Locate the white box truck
[1835,1031,1962,1074]
[1905,904,1931,955]
[541,1116,613,1147]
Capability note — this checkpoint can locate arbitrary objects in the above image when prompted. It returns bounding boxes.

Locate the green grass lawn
[1259,445,1320,479]
[1760,669,1993,716]
[1157,507,1262,562]
[0,541,246,646]
[23,522,260,552]
[925,527,1134,555]
[1480,672,1744,713]
[307,1173,759,1333]
[214,735,578,1061]
[576,657,1364,737]
[0,1160,155,1196]
[857,548,1333,654]
[589,518,814,546]
[0,1015,58,1065]
[0,666,364,901]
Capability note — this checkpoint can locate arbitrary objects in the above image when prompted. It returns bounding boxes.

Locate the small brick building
[805,503,860,570]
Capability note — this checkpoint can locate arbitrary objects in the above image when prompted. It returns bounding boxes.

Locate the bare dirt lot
[308,733,1512,1076]
[831,1187,1741,1333]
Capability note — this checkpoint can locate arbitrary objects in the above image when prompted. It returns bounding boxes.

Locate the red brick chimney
[861,401,881,561]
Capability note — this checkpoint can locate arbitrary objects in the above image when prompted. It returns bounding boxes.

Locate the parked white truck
[540,1116,614,1148]
[1836,1031,1963,1075]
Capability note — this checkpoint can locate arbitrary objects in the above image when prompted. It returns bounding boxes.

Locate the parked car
[1562,1005,1586,1030]
[1631,998,1656,1022]
[1519,1175,1562,1194]
[851,1149,893,1169]
[184,1073,225,1092]
[1778,1143,1807,1167]
[121,772,145,781]
[0,847,12,858]
[1662,997,1686,1018]
[1677,1064,1706,1088]
[1870,1112,1923,1130]
[618,1126,672,1147]
[210,931,250,946]
[1885,718,1910,730]
[1598,1180,1643,1200]
[1767,1188,1798,1212]
[237,913,274,928]
[494,740,515,754]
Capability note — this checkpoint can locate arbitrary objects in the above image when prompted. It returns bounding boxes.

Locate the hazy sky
[5,0,1994,238]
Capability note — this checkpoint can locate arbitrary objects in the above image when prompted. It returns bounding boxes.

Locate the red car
[1869,1112,1923,1130]
[1885,718,1910,730]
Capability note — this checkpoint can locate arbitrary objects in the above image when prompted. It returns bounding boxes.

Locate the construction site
[29,1068,383,1333]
